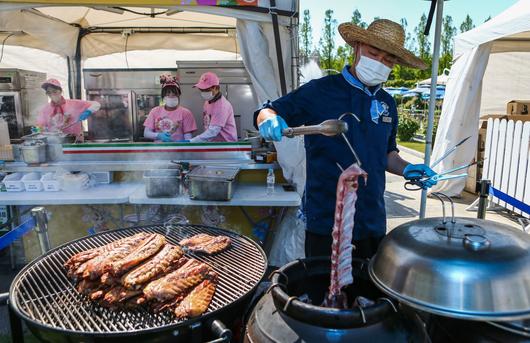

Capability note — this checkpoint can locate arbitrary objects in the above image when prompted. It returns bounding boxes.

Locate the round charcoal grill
[6,224,267,342]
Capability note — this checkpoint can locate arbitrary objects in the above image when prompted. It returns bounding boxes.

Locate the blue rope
[0,217,36,251]
[489,186,530,215]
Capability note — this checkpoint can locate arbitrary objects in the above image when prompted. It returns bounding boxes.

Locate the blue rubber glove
[79,110,92,121]
[157,132,172,142]
[403,163,438,188]
[258,115,288,141]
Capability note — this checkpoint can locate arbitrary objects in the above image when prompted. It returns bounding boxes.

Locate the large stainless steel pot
[20,142,46,164]
[369,216,530,321]
[22,132,76,161]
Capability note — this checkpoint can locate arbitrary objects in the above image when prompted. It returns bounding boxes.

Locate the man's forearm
[387,151,410,176]
[256,108,278,126]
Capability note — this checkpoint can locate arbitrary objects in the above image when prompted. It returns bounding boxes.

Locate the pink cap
[41,78,62,90]
[193,72,219,89]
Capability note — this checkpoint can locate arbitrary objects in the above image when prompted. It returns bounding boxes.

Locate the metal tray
[187,166,239,201]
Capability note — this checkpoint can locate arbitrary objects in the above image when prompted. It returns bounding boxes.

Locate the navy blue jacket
[255,73,399,239]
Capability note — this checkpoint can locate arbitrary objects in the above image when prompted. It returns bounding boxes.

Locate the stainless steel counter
[2,160,278,173]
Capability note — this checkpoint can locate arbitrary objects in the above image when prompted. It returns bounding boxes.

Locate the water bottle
[266,168,275,195]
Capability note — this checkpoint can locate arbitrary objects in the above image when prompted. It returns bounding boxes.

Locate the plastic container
[22,172,43,192]
[3,173,25,192]
[144,169,180,198]
[41,173,61,192]
[61,172,91,192]
[267,168,275,195]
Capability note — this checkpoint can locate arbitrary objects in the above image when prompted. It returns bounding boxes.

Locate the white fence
[482,118,530,218]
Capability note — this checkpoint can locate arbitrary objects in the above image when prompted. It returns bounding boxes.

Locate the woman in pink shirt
[189,72,238,143]
[36,79,100,142]
[144,75,197,142]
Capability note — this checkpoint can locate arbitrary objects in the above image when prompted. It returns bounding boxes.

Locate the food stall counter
[129,183,301,207]
[0,183,141,205]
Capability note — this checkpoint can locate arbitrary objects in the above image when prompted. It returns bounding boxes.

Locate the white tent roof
[431,0,530,196]
[418,68,450,86]
[0,1,296,58]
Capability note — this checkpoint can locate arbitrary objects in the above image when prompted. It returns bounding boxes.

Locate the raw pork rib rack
[324,163,367,308]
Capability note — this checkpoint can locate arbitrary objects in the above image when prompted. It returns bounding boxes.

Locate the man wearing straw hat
[255,19,438,258]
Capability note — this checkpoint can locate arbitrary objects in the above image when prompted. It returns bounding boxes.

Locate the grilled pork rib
[143,259,210,302]
[65,234,148,276]
[107,233,166,276]
[173,273,218,319]
[65,232,219,319]
[179,234,231,255]
[121,244,184,290]
[81,233,152,280]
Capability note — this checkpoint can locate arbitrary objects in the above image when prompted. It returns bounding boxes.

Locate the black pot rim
[270,257,398,329]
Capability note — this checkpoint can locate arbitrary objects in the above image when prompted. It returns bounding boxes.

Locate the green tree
[484,15,492,22]
[439,15,457,73]
[389,18,417,82]
[334,45,349,71]
[352,9,367,29]
[319,9,338,74]
[345,9,367,65]
[401,18,414,51]
[299,9,313,65]
[413,13,432,79]
[460,14,475,33]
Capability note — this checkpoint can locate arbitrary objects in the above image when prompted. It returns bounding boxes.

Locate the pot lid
[369,217,530,320]
[188,165,239,181]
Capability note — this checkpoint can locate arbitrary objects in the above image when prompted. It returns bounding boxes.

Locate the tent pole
[73,29,85,100]
[420,0,444,218]
[270,0,288,96]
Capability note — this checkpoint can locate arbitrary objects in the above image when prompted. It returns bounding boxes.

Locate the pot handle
[205,319,232,343]
[0,292,8,306]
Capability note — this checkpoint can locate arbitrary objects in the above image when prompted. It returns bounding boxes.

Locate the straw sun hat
[339,19,427,70]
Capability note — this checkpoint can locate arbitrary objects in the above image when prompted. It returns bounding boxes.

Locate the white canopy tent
[0,1,298,101]
[431,0,530,196]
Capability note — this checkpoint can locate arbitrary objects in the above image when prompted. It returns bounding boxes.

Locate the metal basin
[369,217,530,321]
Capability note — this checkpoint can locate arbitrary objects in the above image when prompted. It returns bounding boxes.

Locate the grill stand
[31,207,51,254]
[0,292,23,343]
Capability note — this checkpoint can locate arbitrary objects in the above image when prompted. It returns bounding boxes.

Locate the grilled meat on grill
[65,234,150,278]
[81,233,152,280]
[121,244,184,290]
[143,259,210,302]
[101,286,142,307]
[106,233,166,276]
[174,273,218,319]
[65,232,220,319]
[179,234,232,255]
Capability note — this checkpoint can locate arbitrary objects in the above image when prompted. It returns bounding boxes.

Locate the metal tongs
[281,119,348,138]
[405,136,476,191]
[247,119,348,140]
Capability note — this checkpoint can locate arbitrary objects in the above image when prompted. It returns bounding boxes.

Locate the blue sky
[301,0,518,50]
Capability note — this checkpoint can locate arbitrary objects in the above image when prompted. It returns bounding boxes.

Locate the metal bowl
[369,217,530,321]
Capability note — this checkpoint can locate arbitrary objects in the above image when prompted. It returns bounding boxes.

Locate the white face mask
[200,91,214,101]
[50,94,62,103]
[164,97,179,108]
[355,55,392,87]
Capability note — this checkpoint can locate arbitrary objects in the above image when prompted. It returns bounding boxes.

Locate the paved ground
[386,147,520,231]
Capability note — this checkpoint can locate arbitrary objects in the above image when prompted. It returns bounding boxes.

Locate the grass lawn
[397,139,425,154]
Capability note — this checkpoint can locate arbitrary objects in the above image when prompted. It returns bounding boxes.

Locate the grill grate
[10,225,267,335]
